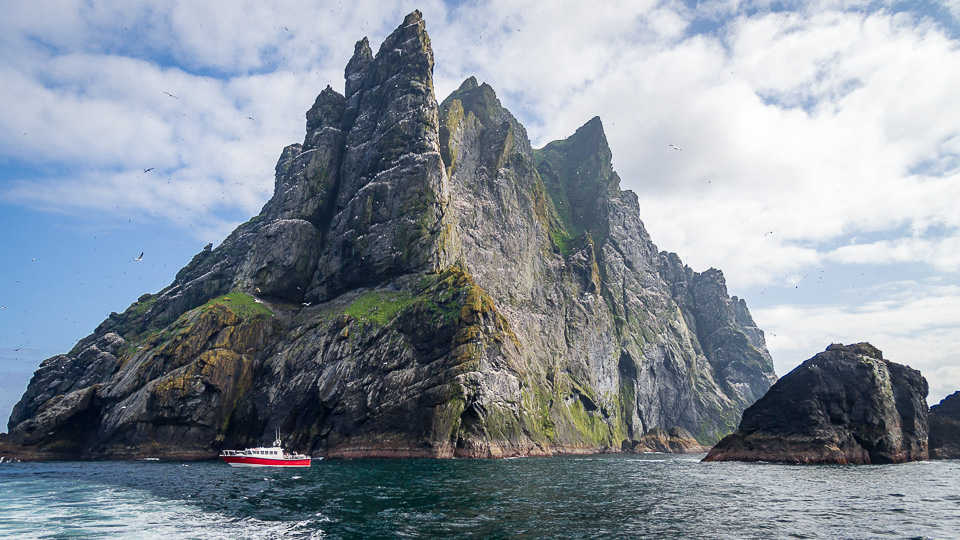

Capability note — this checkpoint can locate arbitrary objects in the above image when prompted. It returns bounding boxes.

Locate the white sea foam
[0,481,326,539]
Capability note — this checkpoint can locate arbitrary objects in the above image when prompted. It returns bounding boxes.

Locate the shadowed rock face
[704,343,930,464]
[622,427,708,454]
[1,11,776,461]
[929,391,960,459]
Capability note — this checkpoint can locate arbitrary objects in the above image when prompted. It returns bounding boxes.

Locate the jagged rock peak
[304,86,346,149]
[569,116,606,147]
[343,10,435,117]
[458,76,479,91]
[403,9,424,25]
[439,77,534,170]
[533,115,621,239]
[444,78,520,133]
[345,38,373,98]
[552,116,613,173]
[374,9,433,72]
[309,9,445,299]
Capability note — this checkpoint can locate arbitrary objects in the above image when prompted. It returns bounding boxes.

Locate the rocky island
[0,11,777,461]
[703,343,929,464]
[929,391,960,459]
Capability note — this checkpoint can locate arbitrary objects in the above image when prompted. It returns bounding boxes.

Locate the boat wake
[0,479,327,539]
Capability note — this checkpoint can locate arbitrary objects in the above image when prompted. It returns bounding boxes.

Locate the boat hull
[221,456,311,467]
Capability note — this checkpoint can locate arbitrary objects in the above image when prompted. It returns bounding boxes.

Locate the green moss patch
[550,230,575,257]
[343,290,416,326]
[207,291,273,319]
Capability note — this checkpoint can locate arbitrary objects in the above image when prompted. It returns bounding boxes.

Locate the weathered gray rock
[310,11,450,300]
[1,11,776,460]
[704,343,930,464]
[623,427,709,454]
[929,391,960,459]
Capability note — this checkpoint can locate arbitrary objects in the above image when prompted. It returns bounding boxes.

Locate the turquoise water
[1,454,958,539]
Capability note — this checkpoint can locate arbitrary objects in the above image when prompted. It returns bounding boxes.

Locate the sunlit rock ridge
[2,11,776,460]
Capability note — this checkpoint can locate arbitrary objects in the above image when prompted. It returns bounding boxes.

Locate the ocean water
[1,454,958,539]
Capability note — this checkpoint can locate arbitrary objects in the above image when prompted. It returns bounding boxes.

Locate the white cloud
[755,281,960,402]
[826,233,960,271]
[945,0,960,24]
[1,44,325,234]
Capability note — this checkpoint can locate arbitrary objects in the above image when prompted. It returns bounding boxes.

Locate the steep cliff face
[2,11,776,460]
[704,343,929,464]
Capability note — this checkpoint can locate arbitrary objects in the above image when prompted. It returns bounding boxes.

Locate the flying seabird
[669,144,682,151]
[143,167,154,173]
[163,92,179,100]
[133,252,143,261]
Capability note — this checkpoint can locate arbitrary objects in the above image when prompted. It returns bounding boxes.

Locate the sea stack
[704,343,929,464]
[929,391,960,459]
[1,12,776,461]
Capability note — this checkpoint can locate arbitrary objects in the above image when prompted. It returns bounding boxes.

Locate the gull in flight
[133,252,143,261]
[669,144,682,151]
[143,168,154,173]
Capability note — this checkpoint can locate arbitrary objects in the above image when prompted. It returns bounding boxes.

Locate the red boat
[219,431,310,468]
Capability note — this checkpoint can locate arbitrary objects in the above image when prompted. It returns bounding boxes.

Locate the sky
[2,0,959,428]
